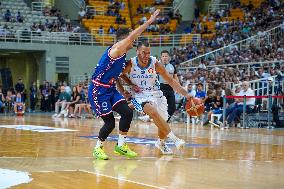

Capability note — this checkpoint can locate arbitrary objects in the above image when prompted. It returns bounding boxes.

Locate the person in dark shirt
[30,82,37,112]
[15,78,26,101]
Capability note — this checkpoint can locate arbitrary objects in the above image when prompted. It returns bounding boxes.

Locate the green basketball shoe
[114,144,138,158]
[92,147,109,160]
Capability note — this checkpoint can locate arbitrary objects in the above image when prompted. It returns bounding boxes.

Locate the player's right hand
[148,9,160,24]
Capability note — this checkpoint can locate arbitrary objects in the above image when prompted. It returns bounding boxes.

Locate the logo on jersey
[148,68,154,74]
[141,70,145,74]
[131,74,153,79]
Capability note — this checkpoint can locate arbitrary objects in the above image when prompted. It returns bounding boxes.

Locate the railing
[86,5,172,17]
[0,29,201,47]
[173,0,185,13]
[86,6,105,16]
[208,3,229,13]
[73,0,86,9]
[233,75,284,97]
[31,1,45,12]
[178,60,284,73]
[179,24,284,67]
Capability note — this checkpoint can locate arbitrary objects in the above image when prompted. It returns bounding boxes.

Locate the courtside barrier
[222,95,284,129]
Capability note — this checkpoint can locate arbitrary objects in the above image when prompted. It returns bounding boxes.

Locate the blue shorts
[212,108,222,114]
[88,83,125,117]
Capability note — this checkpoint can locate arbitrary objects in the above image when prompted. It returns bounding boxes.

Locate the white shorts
[131,90,168,121]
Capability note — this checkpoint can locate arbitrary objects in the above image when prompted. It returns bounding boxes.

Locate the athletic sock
[95,140,104,148]
[167,131,180,143]
[118,134,127,147]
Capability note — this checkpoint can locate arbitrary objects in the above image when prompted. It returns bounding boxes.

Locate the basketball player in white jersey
[118,41,192,154]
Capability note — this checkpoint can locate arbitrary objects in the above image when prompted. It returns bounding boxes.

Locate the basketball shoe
[114,144,138,158]
[93,147,109,160]
[155,140,173,155]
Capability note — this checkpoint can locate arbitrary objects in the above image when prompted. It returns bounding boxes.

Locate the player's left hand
[132,85,141,93]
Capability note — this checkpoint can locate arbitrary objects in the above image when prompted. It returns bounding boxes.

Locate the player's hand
[123,90,132,100]
[132,85,141,93]
[147,9,160,24]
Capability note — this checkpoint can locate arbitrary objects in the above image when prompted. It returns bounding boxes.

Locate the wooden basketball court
[0,114,283,189]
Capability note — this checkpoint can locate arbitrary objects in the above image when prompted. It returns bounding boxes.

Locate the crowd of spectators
[0,1,80,38]
[0,78,93,118]
[171,0,284,65]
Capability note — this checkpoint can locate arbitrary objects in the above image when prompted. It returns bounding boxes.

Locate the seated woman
[68,86,81,118]
[73,87,93,118]
[14,92,25,115]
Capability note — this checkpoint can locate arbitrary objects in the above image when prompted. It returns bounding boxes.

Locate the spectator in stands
[16,11,24,23]
[120,0,125,10]
[78,7,86,23]
[206,90,223,124]
[15,78,25,101]
[41,81,51,112]
[4,9,11,22]
[5,89,15,113]
[63,81,72,95]
[215,81,255,128]
[187,83,196,96]
[52,85,71,118]
[98,25,104,34]
[0,87,5,113]
[67,86,81,118]
[136,4,143,15]
[108,25,116,34]
[195,83,206,100]
[14,92,25,114]
[30,82,37,112]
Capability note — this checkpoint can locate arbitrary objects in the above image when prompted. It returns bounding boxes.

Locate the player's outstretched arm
[110,9,160,58]
[156,61,191,99]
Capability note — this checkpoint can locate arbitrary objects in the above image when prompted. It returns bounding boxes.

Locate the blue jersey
[91,46,126,88]
[195,90,206,98]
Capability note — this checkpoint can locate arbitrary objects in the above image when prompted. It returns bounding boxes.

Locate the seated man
[14,92,25,115]
[5,90,15,113]
[52,86,71,118]
[213,81,255,128]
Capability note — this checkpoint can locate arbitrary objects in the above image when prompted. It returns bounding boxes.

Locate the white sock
[167,131,179,143]
[158,138,165,145]
[95,140,104,148]
[118,134,126,147]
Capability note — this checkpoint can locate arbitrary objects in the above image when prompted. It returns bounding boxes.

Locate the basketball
[185,98,205,116]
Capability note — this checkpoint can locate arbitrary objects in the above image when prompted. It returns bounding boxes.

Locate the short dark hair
[116,28,131,41]
[161,50,170,55]
[137,40,150,49]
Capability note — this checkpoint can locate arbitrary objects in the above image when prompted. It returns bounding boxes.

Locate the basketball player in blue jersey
[118,41,192,155]
[89,10,160,160]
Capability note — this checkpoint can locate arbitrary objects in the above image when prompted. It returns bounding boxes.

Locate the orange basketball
[185,98,205,116]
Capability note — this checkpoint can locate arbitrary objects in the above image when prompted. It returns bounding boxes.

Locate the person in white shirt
[213,81,255,128]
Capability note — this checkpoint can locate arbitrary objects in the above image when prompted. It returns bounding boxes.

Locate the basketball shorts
[88,83,125,117]
[131,90,168,121]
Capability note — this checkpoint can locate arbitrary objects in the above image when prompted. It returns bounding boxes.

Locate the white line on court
[80,169,166,189]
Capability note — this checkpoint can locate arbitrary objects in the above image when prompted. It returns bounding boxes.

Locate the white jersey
[129,56,160,93]
[129,56,168,121]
